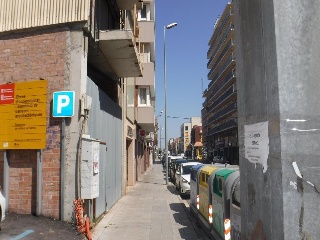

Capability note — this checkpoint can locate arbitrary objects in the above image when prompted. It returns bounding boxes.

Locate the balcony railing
[207,24,234,67]
[207,103,237,124]
[208,118,237,136]
[208,51,235,85]
[207,69,236,104]
[207,7,233,57]
[208,84,237,113]
[207,38,234,80]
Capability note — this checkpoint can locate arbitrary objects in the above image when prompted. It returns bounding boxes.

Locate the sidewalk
[92,161,207,240]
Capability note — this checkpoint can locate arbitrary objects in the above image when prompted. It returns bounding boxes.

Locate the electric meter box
[80,137,100,199]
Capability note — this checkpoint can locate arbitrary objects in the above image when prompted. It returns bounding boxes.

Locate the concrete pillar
[63,26,88,221]
[234,0,320,239]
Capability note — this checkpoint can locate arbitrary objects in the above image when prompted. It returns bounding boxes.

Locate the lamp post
[164,22,177,185]
[157,111,163,156]
[160,127,164,153]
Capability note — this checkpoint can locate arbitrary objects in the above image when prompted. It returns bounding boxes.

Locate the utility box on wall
[81,137,100,199]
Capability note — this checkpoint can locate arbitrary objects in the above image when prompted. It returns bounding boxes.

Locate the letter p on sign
[53,91,75,117]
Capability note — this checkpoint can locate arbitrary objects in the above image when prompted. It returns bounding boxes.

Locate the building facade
[179,117,201,157]
[124,0,156,187]
[202,2,239,165]
[188,125,203,160]
[0,0,155,222]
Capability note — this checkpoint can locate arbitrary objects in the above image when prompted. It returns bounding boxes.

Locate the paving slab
[92,162,208,240]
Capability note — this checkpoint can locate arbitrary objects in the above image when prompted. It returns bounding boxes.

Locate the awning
[194,142,203,147]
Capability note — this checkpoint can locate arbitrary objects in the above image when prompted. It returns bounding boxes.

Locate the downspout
[36,150,43,216]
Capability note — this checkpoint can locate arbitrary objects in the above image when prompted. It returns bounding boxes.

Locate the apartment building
[202,2,239,165]
[125,0,156,186]
[0,0,155,222]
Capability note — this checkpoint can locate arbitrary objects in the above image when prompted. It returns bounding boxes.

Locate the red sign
[0,83,15,104]
[139,129,146,137]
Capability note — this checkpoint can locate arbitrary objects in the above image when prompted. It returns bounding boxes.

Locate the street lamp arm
[167,116,190,120]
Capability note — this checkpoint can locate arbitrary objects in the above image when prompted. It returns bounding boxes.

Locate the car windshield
[182,165,193,175]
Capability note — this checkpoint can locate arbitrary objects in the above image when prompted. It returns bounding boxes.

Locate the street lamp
[164,22,177,185]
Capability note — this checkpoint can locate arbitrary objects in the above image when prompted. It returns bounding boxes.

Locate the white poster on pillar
[244,121,269,173]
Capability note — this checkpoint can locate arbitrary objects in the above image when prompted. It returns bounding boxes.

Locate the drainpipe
[4,150,9,212]
[36,150,43,216]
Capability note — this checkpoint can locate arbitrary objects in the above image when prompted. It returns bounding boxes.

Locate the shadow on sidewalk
[167,185,179,196]
[169,203,208,240]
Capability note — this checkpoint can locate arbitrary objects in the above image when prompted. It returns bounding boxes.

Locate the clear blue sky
[155,0,230,143]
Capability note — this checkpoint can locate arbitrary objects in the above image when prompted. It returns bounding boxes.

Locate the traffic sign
[139,129,146,137]
[53,91,75,117]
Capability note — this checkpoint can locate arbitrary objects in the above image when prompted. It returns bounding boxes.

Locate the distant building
[180,117,202,157]
[202,2,239,164]
[186,125,203,160]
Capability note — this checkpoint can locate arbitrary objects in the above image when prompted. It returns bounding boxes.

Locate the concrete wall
[234,0,320,239]
[63,27,88,221]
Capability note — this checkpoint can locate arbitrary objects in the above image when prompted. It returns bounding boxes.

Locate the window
[185,126,188,131]
[138,87,150,106]
[138,4,150,21]
[141,5,147,19]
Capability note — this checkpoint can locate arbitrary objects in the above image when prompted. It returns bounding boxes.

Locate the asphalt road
[0,213,86,240]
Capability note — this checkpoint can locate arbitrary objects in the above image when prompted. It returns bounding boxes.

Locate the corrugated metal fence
[86,76,123,217]
[0,0,90,32]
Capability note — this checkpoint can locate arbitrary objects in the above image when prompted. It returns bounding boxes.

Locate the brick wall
[0,27,68,218]
[9,150,37,214]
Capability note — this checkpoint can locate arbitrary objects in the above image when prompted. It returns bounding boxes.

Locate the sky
[155,0,230,145]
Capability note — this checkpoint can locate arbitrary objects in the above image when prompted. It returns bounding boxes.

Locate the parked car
[212,156,228,163]
[0,186,6,229]
[175,162,199,196]
[169,158,187,183]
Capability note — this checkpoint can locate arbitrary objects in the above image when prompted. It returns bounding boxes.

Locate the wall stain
[299,202,304,236]
[251,219,267,240]
[248,183,256,212]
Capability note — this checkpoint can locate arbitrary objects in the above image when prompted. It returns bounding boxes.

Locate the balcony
[136,106,155,133]
[207,70,236,104]
[208,3,233,49]
[88,30,143,79]
[208,118,237,136]
[139,21,155,43]
[136,62,155,97]
[208,84,237,113]
[207,56,236,95]
[207,103,237,124]
[207,24,234,65]
[207,38,235,80]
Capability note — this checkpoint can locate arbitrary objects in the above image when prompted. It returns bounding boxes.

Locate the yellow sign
[0,80,47,149]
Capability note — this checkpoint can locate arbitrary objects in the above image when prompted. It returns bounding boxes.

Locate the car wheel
[179,185,184,197]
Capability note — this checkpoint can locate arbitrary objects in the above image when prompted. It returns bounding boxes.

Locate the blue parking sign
[53,91,75,117]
